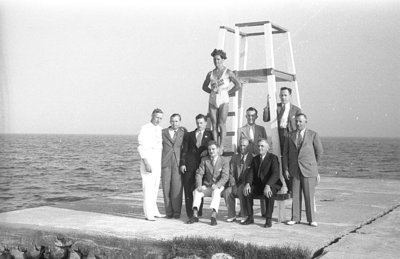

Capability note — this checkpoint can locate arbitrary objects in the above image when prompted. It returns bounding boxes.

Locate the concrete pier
[0,176,399,258]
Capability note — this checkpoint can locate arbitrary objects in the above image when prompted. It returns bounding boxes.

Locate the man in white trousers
[137,108,166,221]
[186,140,229,226]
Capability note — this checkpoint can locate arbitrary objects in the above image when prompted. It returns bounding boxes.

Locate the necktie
[212,157,217,167]
[258,155,264,178]
[297,131,303,149]
[239,155,245,176]
[249,126,254,141]
[196,130,203,148]
[172,130,177,140]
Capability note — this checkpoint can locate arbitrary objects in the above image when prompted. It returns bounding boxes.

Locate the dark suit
[282,129,323,222]
[180,128,213,217]
[222,153,253,218]
[238,124,267,155]
[161,126,186,218]
[243,153,282,219]
[264,102,301,192]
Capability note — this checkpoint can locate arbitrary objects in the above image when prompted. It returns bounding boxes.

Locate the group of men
[137,86,323,227]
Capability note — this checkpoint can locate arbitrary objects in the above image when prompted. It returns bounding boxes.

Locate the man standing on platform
[241,139,282,228]
[263,87,301,192]
[180,114,213,219]
[187,141,229,226]
[161,113,186,219]
[238,107,267,155]
[137,108,165,221]
[283,113,323,227]
[223,138,253,223]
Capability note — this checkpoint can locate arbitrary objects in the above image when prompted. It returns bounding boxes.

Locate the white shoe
[286,220,300,225]
[309,221,318,227]
[155,214,166,218]
[226,217,236,222]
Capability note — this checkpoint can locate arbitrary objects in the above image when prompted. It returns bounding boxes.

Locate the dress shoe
[186,217,199,224]
[309,221,318,227]
[241,217,254,225]
[211,217,217,226]
[226,217,236,223]
[145,217,156,221]
[286,220,300,225]
[264,218,272,228]
[173,215,181,219]
[166,215,173,219]
[155,214,166,218]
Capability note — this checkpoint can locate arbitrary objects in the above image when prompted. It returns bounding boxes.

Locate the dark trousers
[182,169,203,218]
[278,127,292,193]
[243,185,278,219]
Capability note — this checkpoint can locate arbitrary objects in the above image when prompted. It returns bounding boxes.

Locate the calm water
[0,134,399,213]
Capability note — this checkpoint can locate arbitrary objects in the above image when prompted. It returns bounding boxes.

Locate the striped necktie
[297,131,303,150]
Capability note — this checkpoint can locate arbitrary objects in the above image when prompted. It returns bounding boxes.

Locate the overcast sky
[0,0,399,137]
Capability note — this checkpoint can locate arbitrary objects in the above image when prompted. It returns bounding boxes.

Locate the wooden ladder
[218,21,301,162]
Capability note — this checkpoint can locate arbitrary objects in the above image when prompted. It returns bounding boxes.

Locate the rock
[211,253,234,259]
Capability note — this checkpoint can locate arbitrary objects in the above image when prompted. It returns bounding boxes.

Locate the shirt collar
[297,128,306,136]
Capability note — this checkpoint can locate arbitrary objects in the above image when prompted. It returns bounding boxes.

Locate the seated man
[223,138,253,223]
[241,139,282,228]
[187,141,229,226]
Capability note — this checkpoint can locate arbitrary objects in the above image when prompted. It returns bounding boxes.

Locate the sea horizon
[0,134,399,213]
[1,132,399,140]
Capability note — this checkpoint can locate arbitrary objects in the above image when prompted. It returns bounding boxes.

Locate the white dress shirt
[169,128,177,139]
[280,102,291,128]
[137,122,162,159]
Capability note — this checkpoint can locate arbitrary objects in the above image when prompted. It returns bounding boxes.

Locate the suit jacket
[245,152,282,189]
[228,153,253,187]
[282,129,323,178]
[238,124,267,155]
[263,102,301,132]
[180,128,213,172]
[161,126,186,168]
[195,156,229,188]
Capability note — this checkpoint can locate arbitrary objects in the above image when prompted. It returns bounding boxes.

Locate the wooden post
[264,22,287,193]
[231,25,241,152]
[218,27,226,50]
[238,35,248,131]
[287,32,301,108]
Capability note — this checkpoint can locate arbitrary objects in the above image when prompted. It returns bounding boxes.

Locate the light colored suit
[137,122,163,219]
[282,128,323,222]
[238,124,267,155]
[192,156,229,213]
[161,126,186,218]
[223,153,253,218]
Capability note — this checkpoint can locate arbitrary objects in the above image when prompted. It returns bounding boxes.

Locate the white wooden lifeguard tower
[218,21,301,161]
